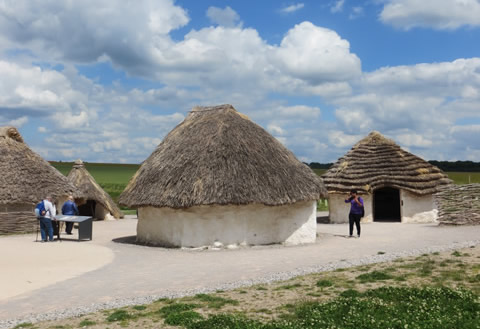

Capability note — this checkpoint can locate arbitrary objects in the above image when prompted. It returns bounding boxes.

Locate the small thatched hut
[67,160,124,220]
[0,126,76,234]
[322,131,452,223]
[119,104,326,247]
[435,184,480,225]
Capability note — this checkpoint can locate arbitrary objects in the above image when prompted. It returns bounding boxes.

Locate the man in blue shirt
[345,189,364,238]
[61,195,79,235]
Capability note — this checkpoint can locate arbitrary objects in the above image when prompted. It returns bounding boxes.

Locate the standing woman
[345,189,364,238]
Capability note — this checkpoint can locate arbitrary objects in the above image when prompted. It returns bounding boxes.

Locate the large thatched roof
[435,184,480,225]
[119,104,326,208]
[322,131,452,195]
[67,160,124,218]
[0,126,76,204]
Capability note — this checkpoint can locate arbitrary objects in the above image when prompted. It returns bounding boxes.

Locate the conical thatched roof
[0,126,76,204]
[119,104,326,208]
[67,160,124,218]
[322,131,452,195]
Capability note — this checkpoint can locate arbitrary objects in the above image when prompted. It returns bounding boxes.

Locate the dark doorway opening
[374,187,401,222]
[78,199,96,217]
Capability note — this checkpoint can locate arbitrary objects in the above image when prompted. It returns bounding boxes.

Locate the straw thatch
[67,160,124,219]
[435,184,480,225]
[322,131,452,195]
[0,126,76,234]
[119,104,326,208]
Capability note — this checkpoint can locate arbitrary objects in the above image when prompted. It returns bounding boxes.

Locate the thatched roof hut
[323,131,452,223]
[67,160,123,220]
[0,126,76,234]
[435,184,480,225]
[120,104,326,247]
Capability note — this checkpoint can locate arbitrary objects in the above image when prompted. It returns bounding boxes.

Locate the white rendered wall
[94,204,109,220]
[137,200,317,247]
[400,190,437,223]
[328,193,373,224]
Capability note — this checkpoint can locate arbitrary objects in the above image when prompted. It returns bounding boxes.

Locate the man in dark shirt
[345,189,364,238]
[61,195,79,235]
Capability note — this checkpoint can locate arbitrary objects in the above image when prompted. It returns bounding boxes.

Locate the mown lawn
[15,246,480,329]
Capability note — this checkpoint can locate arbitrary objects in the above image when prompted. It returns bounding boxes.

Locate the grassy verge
[19,246,480,329]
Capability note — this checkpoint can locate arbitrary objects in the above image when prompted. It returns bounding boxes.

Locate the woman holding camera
[345,189,364,238]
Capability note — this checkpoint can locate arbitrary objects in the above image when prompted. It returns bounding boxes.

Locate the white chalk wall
[328,190,436,223]
[328,193,373,224]
[136,200,317,247]
[401,190,437,223]
[94,204,111,220]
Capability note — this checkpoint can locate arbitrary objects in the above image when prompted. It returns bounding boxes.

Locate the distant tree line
[306,161,480,172]
[428,161,480,172]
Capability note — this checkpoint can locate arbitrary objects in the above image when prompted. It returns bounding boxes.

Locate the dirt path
[1,216,479,323]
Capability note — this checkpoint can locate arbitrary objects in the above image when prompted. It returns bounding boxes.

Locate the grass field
[15,246,480,329]
[50,162,479,214]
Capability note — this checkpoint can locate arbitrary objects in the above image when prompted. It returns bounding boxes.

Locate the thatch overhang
[0,126,76,205]
[322,131,453,195]
[119,104,327,209]
[435,184,480,225]
[67,160,124,218]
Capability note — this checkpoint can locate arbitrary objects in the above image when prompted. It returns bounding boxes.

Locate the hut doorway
[373,187,401,222]
[78,200,96,217]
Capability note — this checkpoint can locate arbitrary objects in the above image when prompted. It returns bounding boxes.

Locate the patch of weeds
[215,290,225,293]
[158,303,199,317]
[255,286,268,291]
[469,274,480,283]
[377,251,386,255]
[193,293,239,309]
[256,308,272,314]
[383,266,397,273]
[418,259,436,277]
[316,279,333,288]
[306,292,323,297]
[452,250,462,257]
[78,319,96,326]
[339,289,361,298]
[106,309,133,323]
[13,324,34,329]
[154,297,169,303]
[275,283,302,290]
[393,258,404,263]
[278,286,480,329]
[439,270,464,282]
[357,265,372,272]
[132,305,147,311]
[334,268,346,272]
[164,310,203,326]
[356,270,394,283]
[432,251,440,255]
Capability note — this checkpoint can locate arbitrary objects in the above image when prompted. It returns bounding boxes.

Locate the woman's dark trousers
[349,213,361,236]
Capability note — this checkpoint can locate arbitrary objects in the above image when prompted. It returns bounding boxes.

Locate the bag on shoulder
[360,207,365,218]
[35,201,46,218]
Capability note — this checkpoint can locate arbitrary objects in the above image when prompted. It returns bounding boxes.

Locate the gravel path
[1,217,479,328]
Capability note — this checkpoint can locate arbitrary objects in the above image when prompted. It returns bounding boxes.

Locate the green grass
[356,270,394,282]
[193,293,239,309]
[445,172,480,184]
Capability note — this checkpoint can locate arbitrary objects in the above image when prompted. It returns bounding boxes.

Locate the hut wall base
[328,194,373,224]
[401,191,437,223]
[136,201,317,247]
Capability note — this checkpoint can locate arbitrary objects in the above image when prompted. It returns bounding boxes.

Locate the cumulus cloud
[380,0,480,30]
[206,6,243,27]
[280,3,305,14]
[272,22,361,85]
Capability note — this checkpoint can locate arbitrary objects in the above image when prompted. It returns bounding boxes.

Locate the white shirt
[43,200,56,219]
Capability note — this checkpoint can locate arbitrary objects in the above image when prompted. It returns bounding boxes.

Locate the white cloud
[38,126,47,133]
[380,0,480,30]
[206,6,243,27]
[271,22,361,85]
[349,6,364,19]
[280,3,305,14]
[330,0,345,13]
[7,116,28,127]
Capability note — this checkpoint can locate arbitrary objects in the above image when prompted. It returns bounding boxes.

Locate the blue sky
[1,0,480,163]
